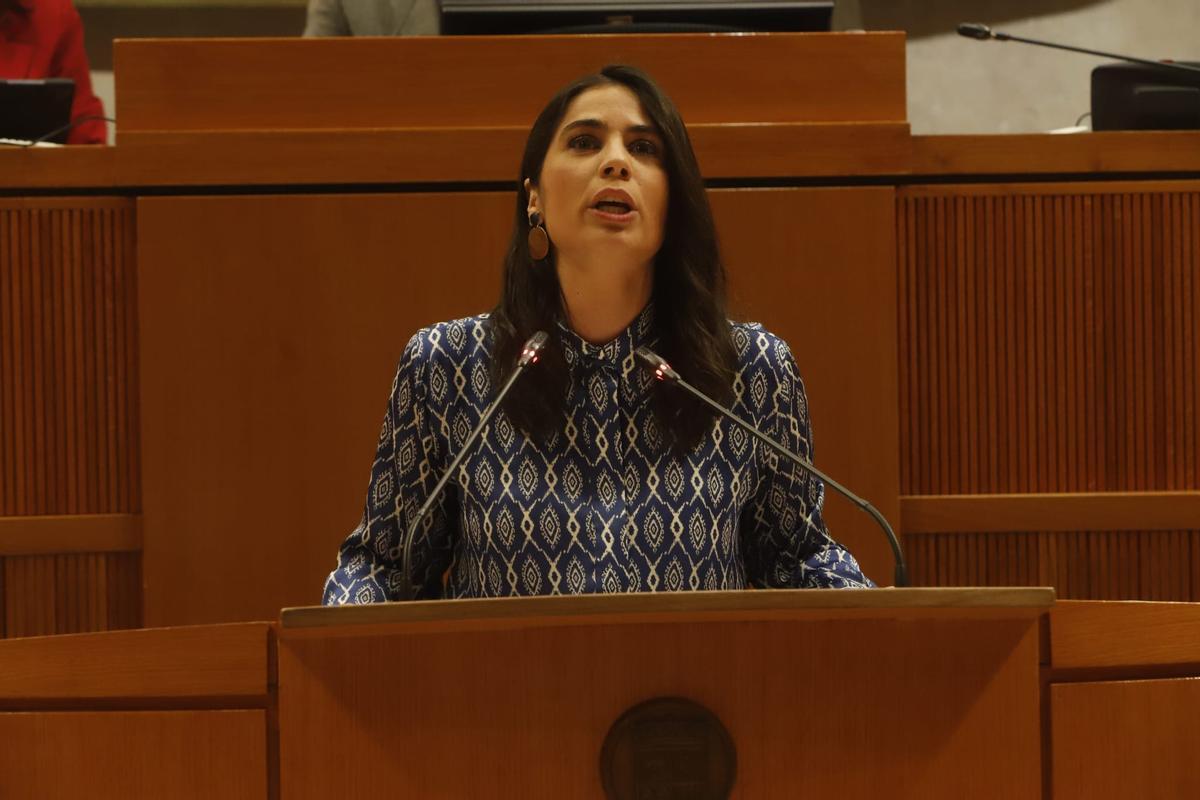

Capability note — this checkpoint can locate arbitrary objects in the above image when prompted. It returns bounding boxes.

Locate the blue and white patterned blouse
[323,304,872,604]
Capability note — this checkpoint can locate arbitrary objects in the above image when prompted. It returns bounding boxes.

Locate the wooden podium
[10,589,1200,798]
[277,588,1052,798]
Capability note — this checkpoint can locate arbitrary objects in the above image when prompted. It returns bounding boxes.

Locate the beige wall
[83,0,1199,142]
[845,0,1200,133]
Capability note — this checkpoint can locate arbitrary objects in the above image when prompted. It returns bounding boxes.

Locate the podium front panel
[278,599,1042,798]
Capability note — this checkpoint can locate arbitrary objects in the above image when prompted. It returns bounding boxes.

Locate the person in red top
[0,0,106,144]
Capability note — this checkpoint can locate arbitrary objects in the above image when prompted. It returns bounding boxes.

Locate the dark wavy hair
[489,64,737,451]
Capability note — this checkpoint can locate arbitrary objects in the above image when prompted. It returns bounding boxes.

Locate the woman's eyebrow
[561,118,605,134]
[559,119,661,136]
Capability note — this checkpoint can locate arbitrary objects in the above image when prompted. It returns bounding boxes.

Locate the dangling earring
[527,211,550,261]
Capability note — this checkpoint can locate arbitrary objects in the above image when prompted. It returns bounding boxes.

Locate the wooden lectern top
[279,586,1055,638]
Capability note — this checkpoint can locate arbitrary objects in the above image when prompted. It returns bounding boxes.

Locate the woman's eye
[630,139,661,157]
[567,134,600,150]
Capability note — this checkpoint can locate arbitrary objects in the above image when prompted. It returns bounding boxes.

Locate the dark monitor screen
[0,78,75,144]
[1091,62,1200,131]
[439,0,834,35]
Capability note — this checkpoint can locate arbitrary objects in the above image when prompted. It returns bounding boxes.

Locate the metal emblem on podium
[600,697,736,800]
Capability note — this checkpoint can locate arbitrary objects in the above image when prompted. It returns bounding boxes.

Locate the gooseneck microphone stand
[957,22,1200,76]
[636,346,908,587]
[398,331,548,600]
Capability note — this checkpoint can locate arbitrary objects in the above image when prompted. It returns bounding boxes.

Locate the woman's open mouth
[590,200,636,223]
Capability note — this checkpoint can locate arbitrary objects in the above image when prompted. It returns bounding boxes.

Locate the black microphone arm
[957,22,1200,76]
[635,346,908,588]
[398,330,548,600]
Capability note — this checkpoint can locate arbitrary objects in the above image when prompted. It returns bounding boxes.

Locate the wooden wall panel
[897,184,1200,598]
[137,187,897,627]
[0,199,142,638]
[906,531,1200,601]
[0,199,140,516]
[1,553,141,639]
[714,188,899,582]
[898,184,1200,496]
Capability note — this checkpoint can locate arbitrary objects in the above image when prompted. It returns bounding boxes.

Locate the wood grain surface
[10,129,1200,189]
[0,622,272,700]
[113,33,907,132]
[0,198,139,517]
[0,709,268,799]
[0,197,142,637]
[2,551,140,638]
[278,608,1042,798]
[0,514,141,555]
[901,492,1200,533]
[280,586,1054,637]
[912,132,1200,176]
[1050,600,1200,670]
[897,182,1200,598]
[1052,677,1200,800]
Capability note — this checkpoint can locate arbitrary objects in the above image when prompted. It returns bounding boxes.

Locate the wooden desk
[1,593,1198,798]
[0,622,274,798]
[1047,600,1200,800]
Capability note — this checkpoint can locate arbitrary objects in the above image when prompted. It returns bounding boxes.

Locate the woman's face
[528,84,669,272]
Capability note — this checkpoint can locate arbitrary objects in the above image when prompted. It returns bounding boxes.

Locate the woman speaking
[324,65,873,603]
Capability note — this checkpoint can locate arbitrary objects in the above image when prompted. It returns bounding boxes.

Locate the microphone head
[518,330,549,367]
[634,346,681,383]
[957,22,994,40]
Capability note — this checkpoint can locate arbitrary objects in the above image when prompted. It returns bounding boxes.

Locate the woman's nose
[600,141,631,179]
[602,160,630,179]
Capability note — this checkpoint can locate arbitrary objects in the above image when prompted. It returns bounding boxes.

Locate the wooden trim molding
[1050,600,1200,670]
[901,492,1200,534]
[0,122,911,189]
[0,515,142,556]
[911,133,1200,176]
[0,622,271,700]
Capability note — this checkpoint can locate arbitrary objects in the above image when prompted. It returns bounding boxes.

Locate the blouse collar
[556,301,657,370]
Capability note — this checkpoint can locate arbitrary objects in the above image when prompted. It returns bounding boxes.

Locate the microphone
[398,330,548,600]
[957,22,1200,76]
[635,346,908,588]
[956,22,997,41]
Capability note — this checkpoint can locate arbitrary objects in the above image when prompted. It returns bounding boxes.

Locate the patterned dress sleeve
[740,334,875,589]
[322,332,458,604]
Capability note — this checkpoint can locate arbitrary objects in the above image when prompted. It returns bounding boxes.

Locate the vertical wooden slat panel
[1186,193,1195,502]
[969,198,982,495]
[1191,531,1200,602]
[1,213,12,512]
[903,528,1200,600]
[53,554,68,634]
[0,200,138,518]
[0,550,140,639]
[0,199,141,637]
[897,200,912,496]
[897,184,1200,598]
